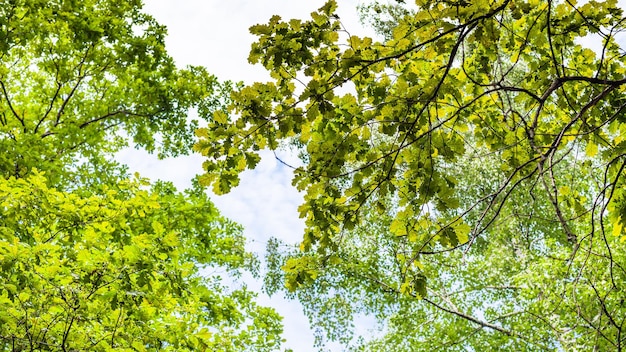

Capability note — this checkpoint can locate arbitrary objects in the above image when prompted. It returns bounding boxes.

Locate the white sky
[116,1,375,351]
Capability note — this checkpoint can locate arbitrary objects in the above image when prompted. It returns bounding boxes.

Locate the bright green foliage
[0,0,226,185]
[0,172,282,351]
[0,0,284,350]
[196,0,626,349]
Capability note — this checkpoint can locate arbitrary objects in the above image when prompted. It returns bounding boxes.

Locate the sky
[116,1,376,351]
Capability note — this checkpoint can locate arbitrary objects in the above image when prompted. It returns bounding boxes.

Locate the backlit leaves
[0,0,284,350]
[0,0,229,185]
[198,0,626,349]
[0,172,283,351]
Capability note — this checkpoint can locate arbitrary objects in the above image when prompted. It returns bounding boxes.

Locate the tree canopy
[196,0,626,350]
[0,173,282,351]
[1,0,223,184]
[0,0,283,350]
[5,0,626,349]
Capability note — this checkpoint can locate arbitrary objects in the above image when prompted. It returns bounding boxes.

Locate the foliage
[267,151,626,350]
[357,0,413,40]
[196,0,626,350]
[0,172,282,351]
[0,0,284,350]
[0,0,227,185]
